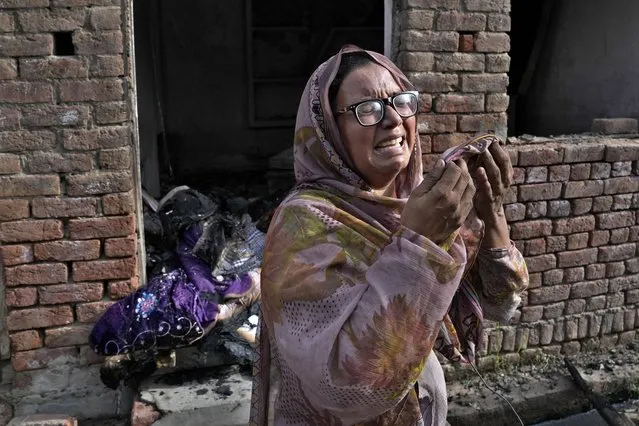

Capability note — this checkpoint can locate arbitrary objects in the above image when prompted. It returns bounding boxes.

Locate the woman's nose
[381,104,403,128]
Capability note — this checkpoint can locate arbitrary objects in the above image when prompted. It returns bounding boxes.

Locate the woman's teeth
[376,137,403,148]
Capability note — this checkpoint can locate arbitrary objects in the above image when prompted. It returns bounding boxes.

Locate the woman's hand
[473,142,514,248]
[473,141,513,223]
[401,159,475,244]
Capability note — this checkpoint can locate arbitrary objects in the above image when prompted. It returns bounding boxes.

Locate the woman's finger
[434,160,463,194]
[452,159,471,195]
[479,149,503,198]
[475,166,493,200]
[459,177,476,219]
[489,142,514,188]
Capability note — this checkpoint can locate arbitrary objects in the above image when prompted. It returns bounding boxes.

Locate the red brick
[518,183,562,201]
[569,164,591,181]
[0,81,52,106]
[94,101,129,124]
[590,163,611,179]
[7,305,73,331]
[487,13,510,31]
[504,203,525,222]
[557,248,598,268]
[524,254,555,273]
[26,152,92,174]
[90,6,121,30]
[586,264,606,280]
[10,330,42,352]
[104,236,136,257]
[39,282,103,305]
[89,54,124,77]
[0,244,33,266]
[610,228,630,244]
[17,8,85,33]
[76,301,114,323]
[436,11,485,31]
[0,12,14,32]
[59,79,123,102]
[0,175,60,197]
[0,199,29,221]
[590,230,610,247]
[562,144,605,163]
[12,347,77,372]
[32,197,98,219]
[45,324,93,348]
[418,94,433,113]
[408,73,458,93]
[0,34,52,57]
[5,263,67,286]
[19,57,87,80]
[67,171,133,196]
[0,106,20,130]
[417,114,457,133]
[510,219,552,240]
[612,194,633,210]
[0,58,16,79]
[0,219,62,243]
[547,200,570,217]
[612,162,632,177]
[73,257,136,281]
[597,211,635,229]
[102,191,135,215]
[605,144,639,162]
[518,147,563,166]
[74,29,123,53]
[0,0,48,7]
[570,280,608,298]
[108,277,139,299]
[61,126,130,150]
[432,132,471,153]
[567,233,589,250]
[420,135,432,153]
[528,285,570,305]
[486,53,509,72]
[564,267,585,283]
[520,306,543,322]
[563,180,603,199]
[460,74,508,93]
[630,226,639,242]
[525,238,546,256]
[592,196,612,213]
[604,177,639,195]
[20,104,89,128]
[52,0,120,5]
[434,93,484,113]
[6,287,37,307]
[526,201,546,219]
[486,93,509,112]
[543,269,564,286]
[34,240,100,262]
[434,53,483,72]
[458,113,507,132]
[8,415,78,426]
[402,30,458,52]
[458,33,474,52]
[598,243,636,262]
[553,216,595,235]
[398,52,435,73]
[464,0,509,12]
[474,32,510,53]
[99,147,131,170]
[0,130,55,152]
[69,215,135,240]
[606,262,625,278]
[571,198,593,215]
[0,153,21,174]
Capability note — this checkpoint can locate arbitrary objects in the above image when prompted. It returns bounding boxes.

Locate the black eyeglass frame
[334,90,420,127]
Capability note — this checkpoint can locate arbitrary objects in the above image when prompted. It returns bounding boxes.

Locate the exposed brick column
[395,0,510,169]
[0,0,139,381]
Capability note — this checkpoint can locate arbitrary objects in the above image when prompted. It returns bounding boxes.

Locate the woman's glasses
[334,91,419,127]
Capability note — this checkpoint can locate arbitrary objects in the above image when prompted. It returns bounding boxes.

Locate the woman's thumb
[415,159,446,194]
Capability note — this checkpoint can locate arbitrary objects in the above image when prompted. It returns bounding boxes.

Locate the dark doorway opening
[133,0,385,199]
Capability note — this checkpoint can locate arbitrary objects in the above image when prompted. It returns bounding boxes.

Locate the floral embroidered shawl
[249,45,527,425]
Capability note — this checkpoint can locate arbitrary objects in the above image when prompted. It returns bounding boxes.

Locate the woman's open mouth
[374,137,405,155]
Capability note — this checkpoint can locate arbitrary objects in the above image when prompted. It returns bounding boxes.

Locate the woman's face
[334,63,416,192]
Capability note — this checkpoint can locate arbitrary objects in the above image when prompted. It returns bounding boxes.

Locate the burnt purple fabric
[89,226,254,356]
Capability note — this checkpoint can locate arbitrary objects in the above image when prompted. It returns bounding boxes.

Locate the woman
[249,45,528,425]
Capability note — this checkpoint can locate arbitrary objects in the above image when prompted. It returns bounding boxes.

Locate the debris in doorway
[90,184,278,388]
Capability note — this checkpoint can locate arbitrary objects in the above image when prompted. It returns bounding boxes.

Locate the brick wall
[395,0,639,367]
[0,0,139,418]
[475,138,639,365]
[396,0,511,169]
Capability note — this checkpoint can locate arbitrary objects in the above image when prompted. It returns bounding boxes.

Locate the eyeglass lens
[355,92,418,126]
